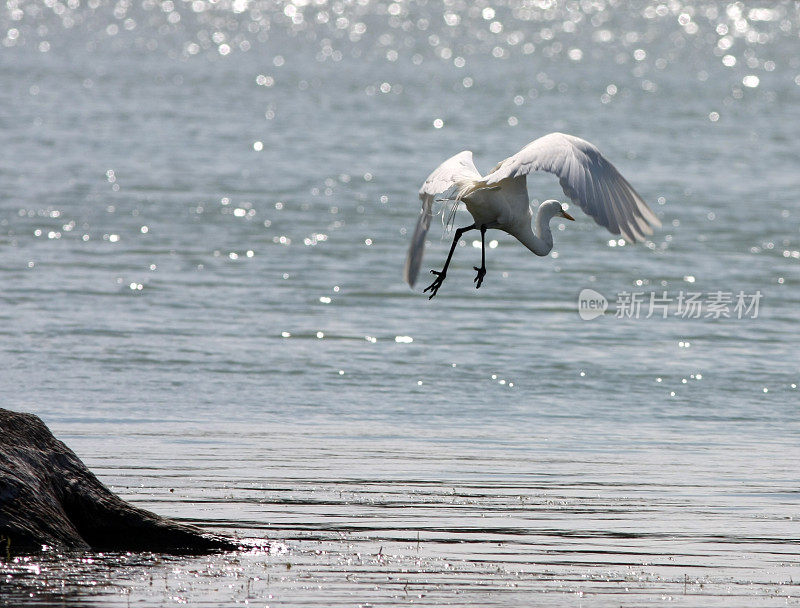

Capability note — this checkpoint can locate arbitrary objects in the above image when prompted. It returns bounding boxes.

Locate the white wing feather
[483,132,660,243]
[403,151,481,286]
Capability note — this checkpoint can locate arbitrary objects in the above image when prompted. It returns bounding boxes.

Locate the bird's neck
[515,204,555,257]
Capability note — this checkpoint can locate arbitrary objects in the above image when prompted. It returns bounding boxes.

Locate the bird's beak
[561,211,575,221]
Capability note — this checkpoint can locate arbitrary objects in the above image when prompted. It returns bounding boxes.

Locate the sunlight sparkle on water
[742,75,760,88]
[3,1,800,605]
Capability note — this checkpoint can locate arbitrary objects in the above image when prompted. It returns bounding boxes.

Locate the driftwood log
[0,408,237,554]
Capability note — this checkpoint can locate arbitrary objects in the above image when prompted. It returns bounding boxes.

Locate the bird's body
[462,178,528,234]
[403,132,661,298]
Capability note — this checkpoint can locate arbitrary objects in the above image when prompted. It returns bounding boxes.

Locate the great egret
[403,132,661,298]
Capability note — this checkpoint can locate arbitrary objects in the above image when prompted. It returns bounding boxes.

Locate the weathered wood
[0,408,237,554]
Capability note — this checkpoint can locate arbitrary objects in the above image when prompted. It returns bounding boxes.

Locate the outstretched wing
[403,151,481,286]
[482,132,660,243]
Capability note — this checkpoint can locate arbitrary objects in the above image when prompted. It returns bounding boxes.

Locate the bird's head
[542,199,575,222]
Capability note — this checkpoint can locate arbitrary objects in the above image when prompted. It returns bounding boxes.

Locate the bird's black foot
[423,269,446,299]
[473,265,486,289]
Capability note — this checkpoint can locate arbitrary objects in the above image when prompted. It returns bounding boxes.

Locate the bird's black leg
[423,224,476,299]
[473,224,488,289]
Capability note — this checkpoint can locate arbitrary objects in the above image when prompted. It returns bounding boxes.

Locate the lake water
[1,0,799,605]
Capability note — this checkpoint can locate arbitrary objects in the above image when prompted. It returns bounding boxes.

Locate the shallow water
[2,0,800,605]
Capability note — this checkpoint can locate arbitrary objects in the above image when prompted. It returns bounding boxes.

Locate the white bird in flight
[403,132,661,298]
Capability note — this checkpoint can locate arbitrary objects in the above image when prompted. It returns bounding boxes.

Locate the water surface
[1,0,799,605]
